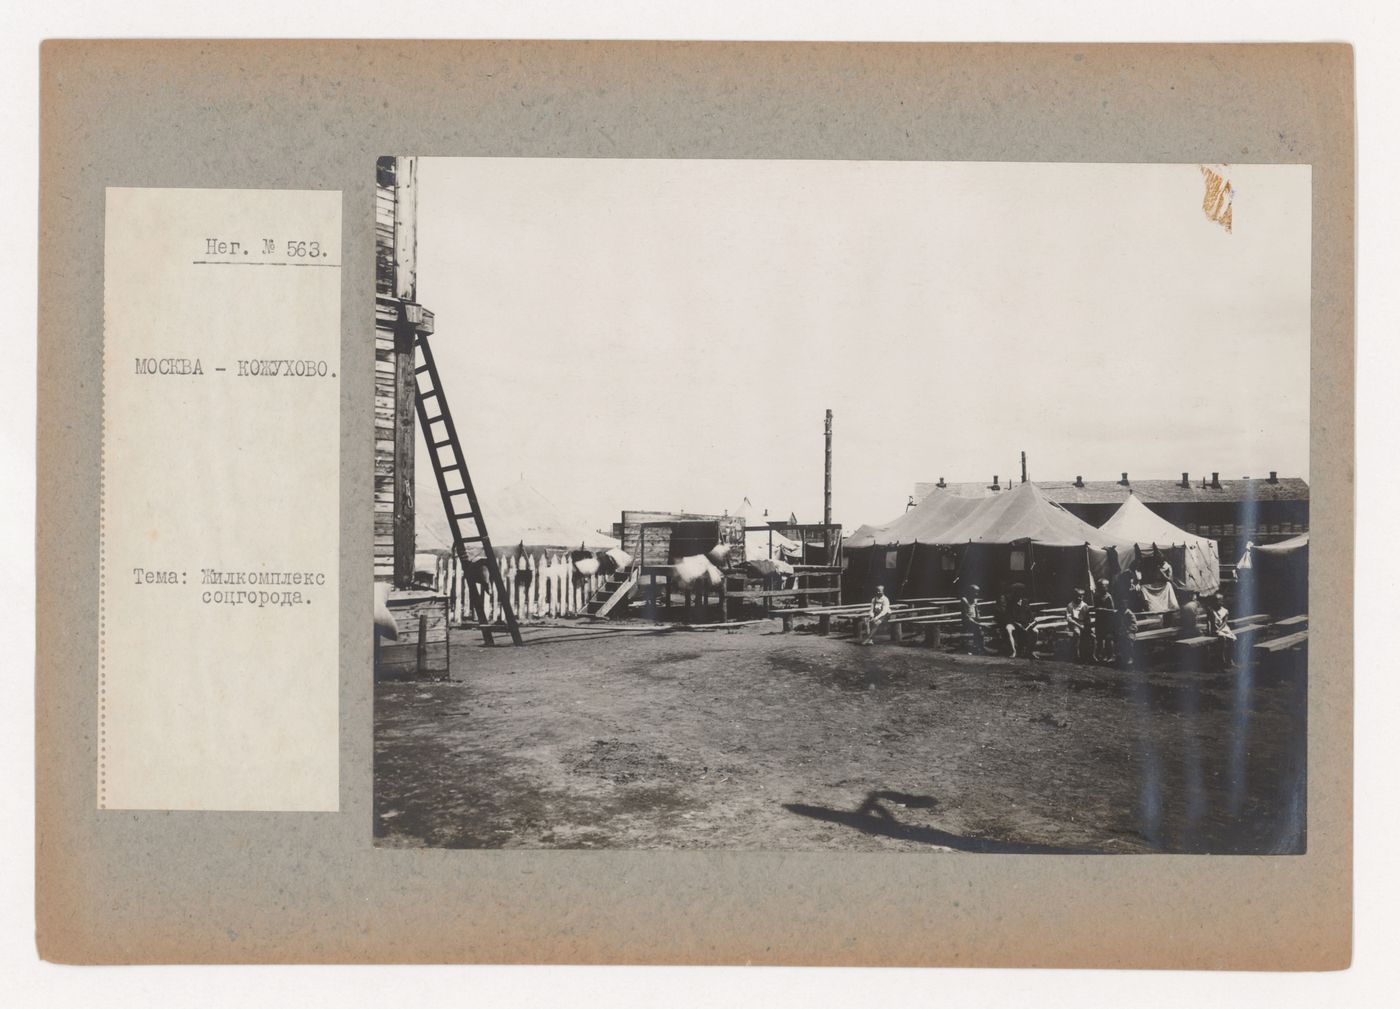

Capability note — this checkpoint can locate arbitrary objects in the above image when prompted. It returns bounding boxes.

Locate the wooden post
[819,614,831,635]
[415,613,428,676]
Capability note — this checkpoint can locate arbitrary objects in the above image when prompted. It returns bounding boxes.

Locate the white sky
[414,159,1310,538]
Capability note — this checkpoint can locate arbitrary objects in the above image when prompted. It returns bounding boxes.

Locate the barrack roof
[914,477,1310,507]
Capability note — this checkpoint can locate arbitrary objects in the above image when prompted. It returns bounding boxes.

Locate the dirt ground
[374,621,1306,853]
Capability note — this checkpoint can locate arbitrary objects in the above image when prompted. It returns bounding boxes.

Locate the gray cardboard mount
[36,41,1354,967]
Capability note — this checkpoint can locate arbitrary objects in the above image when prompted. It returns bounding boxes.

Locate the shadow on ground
[784,790,1098,854]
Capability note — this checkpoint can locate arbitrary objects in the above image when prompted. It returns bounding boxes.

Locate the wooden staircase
[583,562,640,619]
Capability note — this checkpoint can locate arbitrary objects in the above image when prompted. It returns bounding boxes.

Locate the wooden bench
[1174,610,1272,643]
[1255,629,1308,654]
[888,611,965,645]
[857,607,963,643]
[938,615,1000,652]
[784,600,960,636]
[1131,611,1169,629]
[1176,623,1269,653]
[1229,613,1272,627]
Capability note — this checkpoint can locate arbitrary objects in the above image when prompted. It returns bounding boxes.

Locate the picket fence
[429,552,606,626]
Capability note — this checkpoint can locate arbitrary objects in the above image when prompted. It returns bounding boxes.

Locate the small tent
[1096,493,1221,598]
[1236,534,1308,617]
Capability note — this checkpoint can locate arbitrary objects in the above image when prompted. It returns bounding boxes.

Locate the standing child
[960,584,985,654]
[1093,578,1117,664]
[1066,587,1094,663]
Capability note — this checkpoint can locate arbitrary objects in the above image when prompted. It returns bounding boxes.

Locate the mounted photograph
[371,156,1310,854]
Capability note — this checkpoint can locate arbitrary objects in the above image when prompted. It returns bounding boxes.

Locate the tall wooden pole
[1021,450,1028,485]
[823,409,833,557]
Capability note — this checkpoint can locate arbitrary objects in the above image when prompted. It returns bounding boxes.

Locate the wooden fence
[427,552,606,626]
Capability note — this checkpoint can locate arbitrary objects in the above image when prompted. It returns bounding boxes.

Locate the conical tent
[733,497,803,559]
[417,476,618,560]
[1097,493,1220,596]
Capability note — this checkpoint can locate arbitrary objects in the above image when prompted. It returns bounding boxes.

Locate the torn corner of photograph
[100,187,342,812]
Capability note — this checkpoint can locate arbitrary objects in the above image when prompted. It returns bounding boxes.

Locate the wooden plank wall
[377,594,449,679]
[374,155,421,587]
[616,510,747,567]
[390,156,419,588]
[373,160,399,583]
[374,158,397,297]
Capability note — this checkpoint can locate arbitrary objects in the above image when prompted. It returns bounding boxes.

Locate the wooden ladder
[413,332,522,646]
[583,562,639,619]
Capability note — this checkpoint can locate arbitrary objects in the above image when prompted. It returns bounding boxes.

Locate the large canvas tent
[841,491,980,600]
[1094,493,1221,597]
[848,483,1117,603]
[933,482,1120,602]
[843,522,893,550]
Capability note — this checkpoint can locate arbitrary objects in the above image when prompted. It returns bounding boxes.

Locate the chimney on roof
[1119,472,1130,486]
[1181,472,1190,488]
[1074,475,1084,488]
[1211,471,1221,488]
[1268,471,1278,484]
[936,477,946,488]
